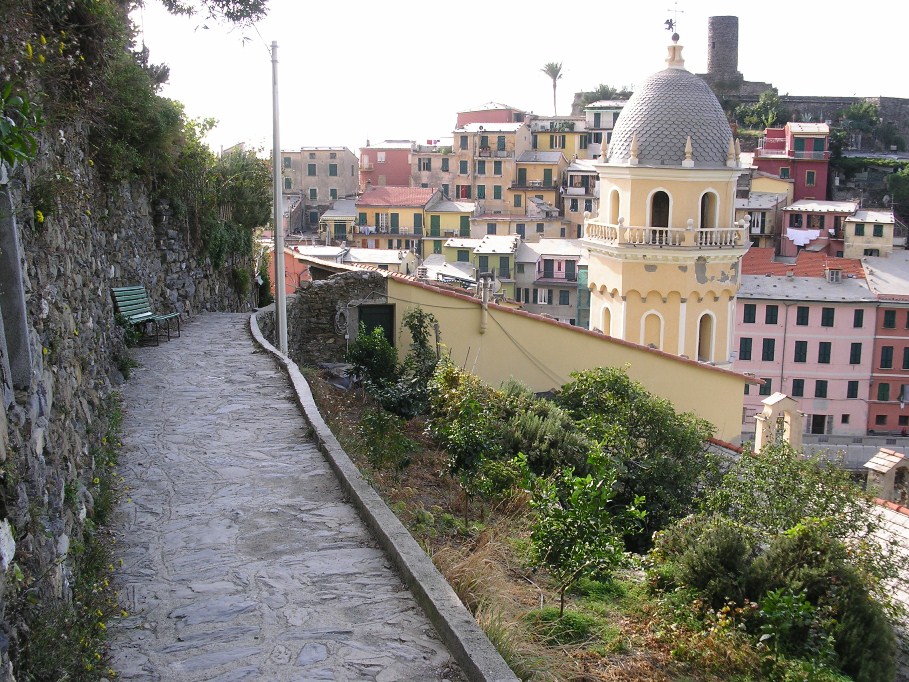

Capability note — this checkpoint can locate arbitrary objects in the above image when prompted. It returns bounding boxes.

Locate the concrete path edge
[249,309,519,682]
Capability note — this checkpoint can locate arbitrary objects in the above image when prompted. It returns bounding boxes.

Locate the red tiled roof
[742,248,865,279]
[357,186,436,208]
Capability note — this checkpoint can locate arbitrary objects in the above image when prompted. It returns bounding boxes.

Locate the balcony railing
[358,225,423,236]
[535,273,578,283]
[584,221,747,249]
[755,148,829,161]
[359,163,374,171]
[792,150,829,160]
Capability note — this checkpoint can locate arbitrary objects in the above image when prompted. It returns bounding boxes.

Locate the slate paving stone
[109,313,463,681]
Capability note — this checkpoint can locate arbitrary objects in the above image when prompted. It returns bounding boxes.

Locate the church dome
[607,42,733,168]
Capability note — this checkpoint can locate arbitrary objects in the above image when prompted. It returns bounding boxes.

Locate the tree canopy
[158,0,269,24]
[575,84,633,109]
[541,62,563,116]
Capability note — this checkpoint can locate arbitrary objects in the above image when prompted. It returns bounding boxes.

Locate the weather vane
[665,1,683,32]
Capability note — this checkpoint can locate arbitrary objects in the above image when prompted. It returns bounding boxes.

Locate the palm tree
[541,62,563,116]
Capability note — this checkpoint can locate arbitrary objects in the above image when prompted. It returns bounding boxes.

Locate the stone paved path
[109,313,462,681]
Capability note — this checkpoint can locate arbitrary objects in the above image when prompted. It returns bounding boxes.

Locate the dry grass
[303,368,729,682]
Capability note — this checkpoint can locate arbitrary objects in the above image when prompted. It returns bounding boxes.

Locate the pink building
[753,122,830,201]
[358,141,414,190]
[455,103,527,128]
[778,200,857,258]
[734,249,876,437]
[862,252,909,434]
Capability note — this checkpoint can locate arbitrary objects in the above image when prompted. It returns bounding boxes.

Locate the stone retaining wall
[259,270,387,368]
[0,119,251,678]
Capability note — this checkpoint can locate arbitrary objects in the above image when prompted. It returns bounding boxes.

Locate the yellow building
[584,101,627,158]
[354,185,439,252]
[583,36,749,367]
[423,198,476,255]
[318,199,357,243]
[735,191,788,249]
[509,151,567,212]
[381,272,750,442]
[451,122,532,214]
[529,116,590,159]
[440,235,519,300]
[844,210,896,258]
[563,158,598,238]
[288,256,754,443]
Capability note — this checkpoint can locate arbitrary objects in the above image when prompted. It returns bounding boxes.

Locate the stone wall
[0,118,251,678]
[259,271,387,368]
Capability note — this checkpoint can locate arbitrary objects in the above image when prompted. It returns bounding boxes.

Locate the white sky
[133,0,904,157]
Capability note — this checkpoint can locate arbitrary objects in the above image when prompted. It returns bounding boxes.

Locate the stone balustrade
[585,220,747,249]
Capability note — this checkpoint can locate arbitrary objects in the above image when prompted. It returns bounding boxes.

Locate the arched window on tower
[602,307,612,336]
[609,189,620,224]
[700,191,718,229]
[697,312,715,363]
[642,313,662,349]
[650,191,669,228]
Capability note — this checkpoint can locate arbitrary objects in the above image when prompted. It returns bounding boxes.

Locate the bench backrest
[112,286,153,319]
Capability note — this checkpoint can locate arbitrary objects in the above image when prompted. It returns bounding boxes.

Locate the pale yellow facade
[451,124,532,213]
[424,209,473,255]
[751,175,794,203]
[585,167,748,366]
[386,276,748,442]
[843,216,895,259]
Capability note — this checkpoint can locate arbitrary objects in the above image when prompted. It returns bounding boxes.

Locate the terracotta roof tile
[742,248,865,279]
[357,186,436,208]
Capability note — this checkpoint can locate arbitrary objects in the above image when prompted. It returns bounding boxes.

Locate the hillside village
[269,16,909,476]
[8,1,909,679]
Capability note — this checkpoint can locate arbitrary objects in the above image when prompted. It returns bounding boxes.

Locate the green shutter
[430,214,440,237]
[794,138,805,151]
[514,194,522,208]
[477,185,486,199]
[358,212,366,226]
[493,185,502,200]
[460,215,470,236]
[414,213,422,229]
[480,135,488,148]
[497,136,505,151]
[390,213,399,230]
[494,161,502,175]
[543,168,553,187]
[518,168,527,185]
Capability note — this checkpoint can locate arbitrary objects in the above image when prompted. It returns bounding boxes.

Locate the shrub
[751,522,896,682]
[345,323,398,386]
[500,381,592,477]
[653,515,760,610]
[556,367,718,549]
[705,442,900,607]
[427,361,506,513]
[528,452,643,615]
[256,254,273,307]
[357,408,415,472]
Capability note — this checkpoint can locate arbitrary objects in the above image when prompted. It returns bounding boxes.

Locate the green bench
[111,286,181,346]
